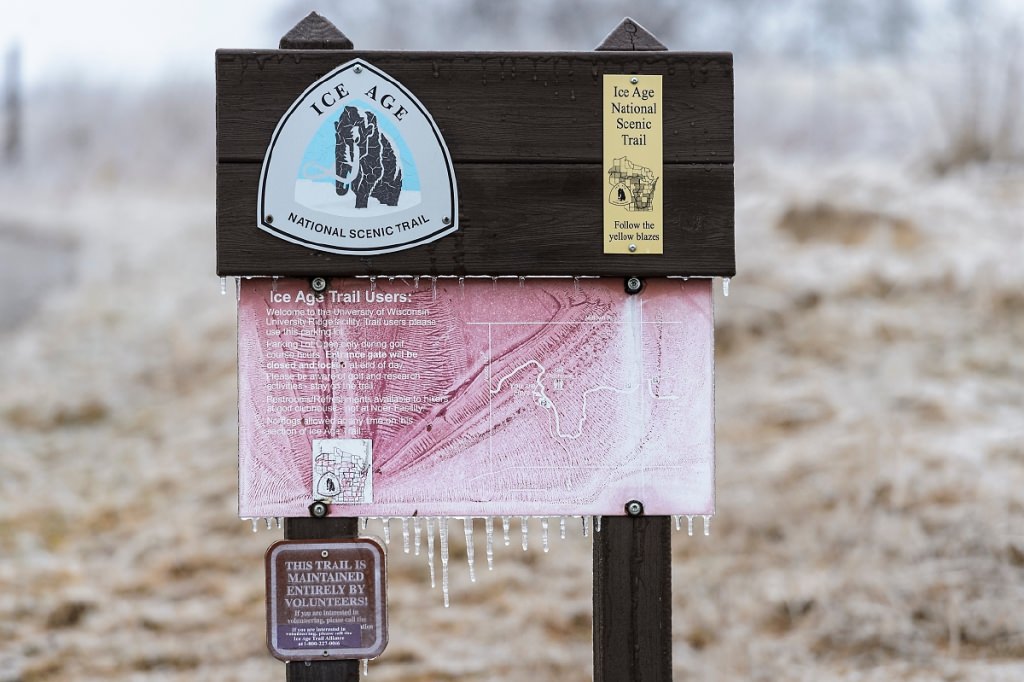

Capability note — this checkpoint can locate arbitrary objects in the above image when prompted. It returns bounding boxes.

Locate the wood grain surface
[593,516,673,682]
[217,162,733,277]
[216,50,732,165]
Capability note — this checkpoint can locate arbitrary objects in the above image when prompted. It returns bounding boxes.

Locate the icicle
[440,518,450,607]
[520,516,529,551]
[502,516,512,546]
[414,276,420,290]
[491,276,497,291]
[265,517,273,531]
[388,275,395,283]
[703,515,712,536]
[518,276,525,288]
[485,517,494,570]
[464,517,476,582]
[276,517,283,530]
[220,277,227,295]
[426,518,436,589]
[458,276,465,298]
[595,516,602,533]
[687,515,694,536]
[542,517,550,553]
[235,277,241,302]
[361,517,369,530]
[401,518,411,553]
[583,516,590,537]
[560,516,567,540]
[249,518,258,533]
[431,277,437,300]
[369,276,377,292]
[362,659,368,676]
[674,515,682,531]
[573,276,580,294]
[382,517,391,545]
[723,277,731,297]
[413,518,422,556]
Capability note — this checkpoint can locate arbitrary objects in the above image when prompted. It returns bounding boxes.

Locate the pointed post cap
[280,12,353,50]
[596,17,667,51]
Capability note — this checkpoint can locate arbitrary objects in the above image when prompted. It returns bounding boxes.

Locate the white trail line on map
[489,360,634,440]
[489,359,679,440]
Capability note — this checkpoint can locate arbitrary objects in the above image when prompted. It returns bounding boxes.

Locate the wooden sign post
[217,12,733,681]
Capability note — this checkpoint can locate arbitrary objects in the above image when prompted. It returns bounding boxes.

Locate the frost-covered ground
[2,44,1024,682]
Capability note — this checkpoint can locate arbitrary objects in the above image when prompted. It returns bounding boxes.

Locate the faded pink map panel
[238,277,714,517]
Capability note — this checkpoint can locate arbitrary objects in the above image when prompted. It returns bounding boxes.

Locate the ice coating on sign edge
[485,516,494,570]
[237,278,714,518]
[426,517,436,588]
[439,518,450,607]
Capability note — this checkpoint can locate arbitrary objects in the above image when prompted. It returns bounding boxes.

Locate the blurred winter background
[1,0,1023,680]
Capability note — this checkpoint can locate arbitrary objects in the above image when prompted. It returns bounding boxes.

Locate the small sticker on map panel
[313,439,372,503]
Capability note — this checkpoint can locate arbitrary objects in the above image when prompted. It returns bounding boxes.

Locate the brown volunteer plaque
[265,538,387,661]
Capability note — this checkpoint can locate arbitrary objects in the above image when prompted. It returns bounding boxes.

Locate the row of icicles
[244,514,712,608]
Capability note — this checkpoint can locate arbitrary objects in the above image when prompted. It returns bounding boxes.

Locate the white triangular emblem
[258,59,458,255]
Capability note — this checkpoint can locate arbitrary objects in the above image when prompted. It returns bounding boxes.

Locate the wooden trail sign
[216,24,733,278]
[216,12,734,682]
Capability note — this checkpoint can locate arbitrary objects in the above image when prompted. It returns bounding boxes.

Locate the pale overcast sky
[0,0,278,86]
[4,0,1024,88]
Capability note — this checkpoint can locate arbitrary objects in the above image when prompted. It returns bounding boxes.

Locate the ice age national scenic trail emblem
[258,59,458,255]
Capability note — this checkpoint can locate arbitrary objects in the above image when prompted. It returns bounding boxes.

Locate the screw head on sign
[625,276,643,295]
[354,66,362,74]
[631,77,639,84]
[310,277,328,293]
[443,216,450,224]
[626,500,644,517]
[266,215,274,224]
[308,501,329,518]
[628,243,637,252]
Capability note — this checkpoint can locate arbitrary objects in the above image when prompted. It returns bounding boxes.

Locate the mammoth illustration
[335,106,403,208]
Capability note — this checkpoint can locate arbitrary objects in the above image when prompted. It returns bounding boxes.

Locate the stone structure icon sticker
[312,439,372,504]
[259,59,457,255]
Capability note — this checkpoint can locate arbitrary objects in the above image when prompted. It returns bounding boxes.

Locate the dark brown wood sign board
[216,50,733,278]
